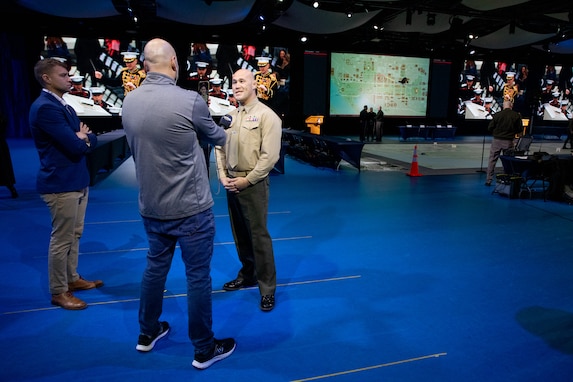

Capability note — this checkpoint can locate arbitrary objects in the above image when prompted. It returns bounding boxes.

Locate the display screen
[456,59,572,121]
[42,37,291,116]
[329,52,430,117]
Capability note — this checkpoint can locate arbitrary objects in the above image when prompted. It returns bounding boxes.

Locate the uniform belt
[228,170,250,177]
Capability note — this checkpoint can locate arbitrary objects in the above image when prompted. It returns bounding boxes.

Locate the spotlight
[300,36,308,42]
[347,12,352,18]
[313,1,319,8]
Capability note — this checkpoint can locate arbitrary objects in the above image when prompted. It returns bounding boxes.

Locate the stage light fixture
[313,1,319,8]
[347,12,352,18]
[300,36,308,42]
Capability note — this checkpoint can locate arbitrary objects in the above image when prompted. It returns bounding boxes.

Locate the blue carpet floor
[1,138,573,381]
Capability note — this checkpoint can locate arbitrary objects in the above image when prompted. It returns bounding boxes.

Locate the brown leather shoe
[68,276,104,291]
[51,291,87,310]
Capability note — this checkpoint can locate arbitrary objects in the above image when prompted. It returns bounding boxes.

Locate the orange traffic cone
[407,145,423,177]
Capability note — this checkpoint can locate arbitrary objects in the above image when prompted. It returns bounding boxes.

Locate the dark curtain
[1,32,43,139]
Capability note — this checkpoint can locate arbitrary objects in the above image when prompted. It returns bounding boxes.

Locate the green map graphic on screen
[330,52,430,117]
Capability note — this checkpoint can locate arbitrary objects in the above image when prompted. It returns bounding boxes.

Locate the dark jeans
[139,208,215,354]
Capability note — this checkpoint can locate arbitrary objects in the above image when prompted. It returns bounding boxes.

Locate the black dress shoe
[223,278,257,291]
[260,295,275,312]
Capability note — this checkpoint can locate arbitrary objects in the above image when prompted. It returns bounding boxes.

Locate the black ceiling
[3,0,573,60]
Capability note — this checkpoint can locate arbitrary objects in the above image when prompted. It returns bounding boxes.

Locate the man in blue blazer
[29,58,103,310]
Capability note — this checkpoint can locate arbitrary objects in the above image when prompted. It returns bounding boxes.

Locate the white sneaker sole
[135,327,170,352]
[192,343,236,370]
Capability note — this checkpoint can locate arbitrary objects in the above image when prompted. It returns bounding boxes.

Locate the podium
[305,115,324,135]
[520,118,530,137]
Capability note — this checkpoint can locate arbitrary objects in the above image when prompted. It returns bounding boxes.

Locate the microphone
[219,114,232,130]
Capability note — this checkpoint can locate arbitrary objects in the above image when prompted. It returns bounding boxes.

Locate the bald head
[143,38,179,81]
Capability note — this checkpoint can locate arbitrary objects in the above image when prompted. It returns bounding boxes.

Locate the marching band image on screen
[457,59,573,122]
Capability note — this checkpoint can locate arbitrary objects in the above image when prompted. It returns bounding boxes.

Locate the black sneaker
[192,338,236,370]
[136,321,170,352]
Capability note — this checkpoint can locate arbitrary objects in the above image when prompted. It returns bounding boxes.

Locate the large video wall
[456,59,573,122]
[45,37,291,115]
[329,52,430,117]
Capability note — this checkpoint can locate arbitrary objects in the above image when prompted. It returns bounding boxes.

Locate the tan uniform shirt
[215,99,282,185]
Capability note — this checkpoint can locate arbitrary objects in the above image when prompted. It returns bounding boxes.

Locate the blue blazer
[29,91,97,194]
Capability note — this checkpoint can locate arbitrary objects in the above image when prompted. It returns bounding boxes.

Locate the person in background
[254,57,278,107]
[121,38,235,370]
[74,38,104,81]
[459,74,476,101]
[0,112,18,198]
[563,113,573,150]
[471,88,485,106]
[366,107,376,142]
[559,100,572,119]
[502,72,518,103]
[274,48,290,84]
[186,61,211,96]
[214,68,282,312]
[227,89,239,108]
[549,91,562,108]
[45,36,71,69]
[540,79,556,105]
[208,78,227,100]
[375,106,384,142]
[484,97,495,120]
[516,65,529,95]
[90,87,110,111]
[69,76,91,99]
[545,65,557,83]
[95,52,146,97]
[215,44,240,88]
[29,58,103,310]
[192,43,213,68]
[485,100,523,186]
[359,105,368,142]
